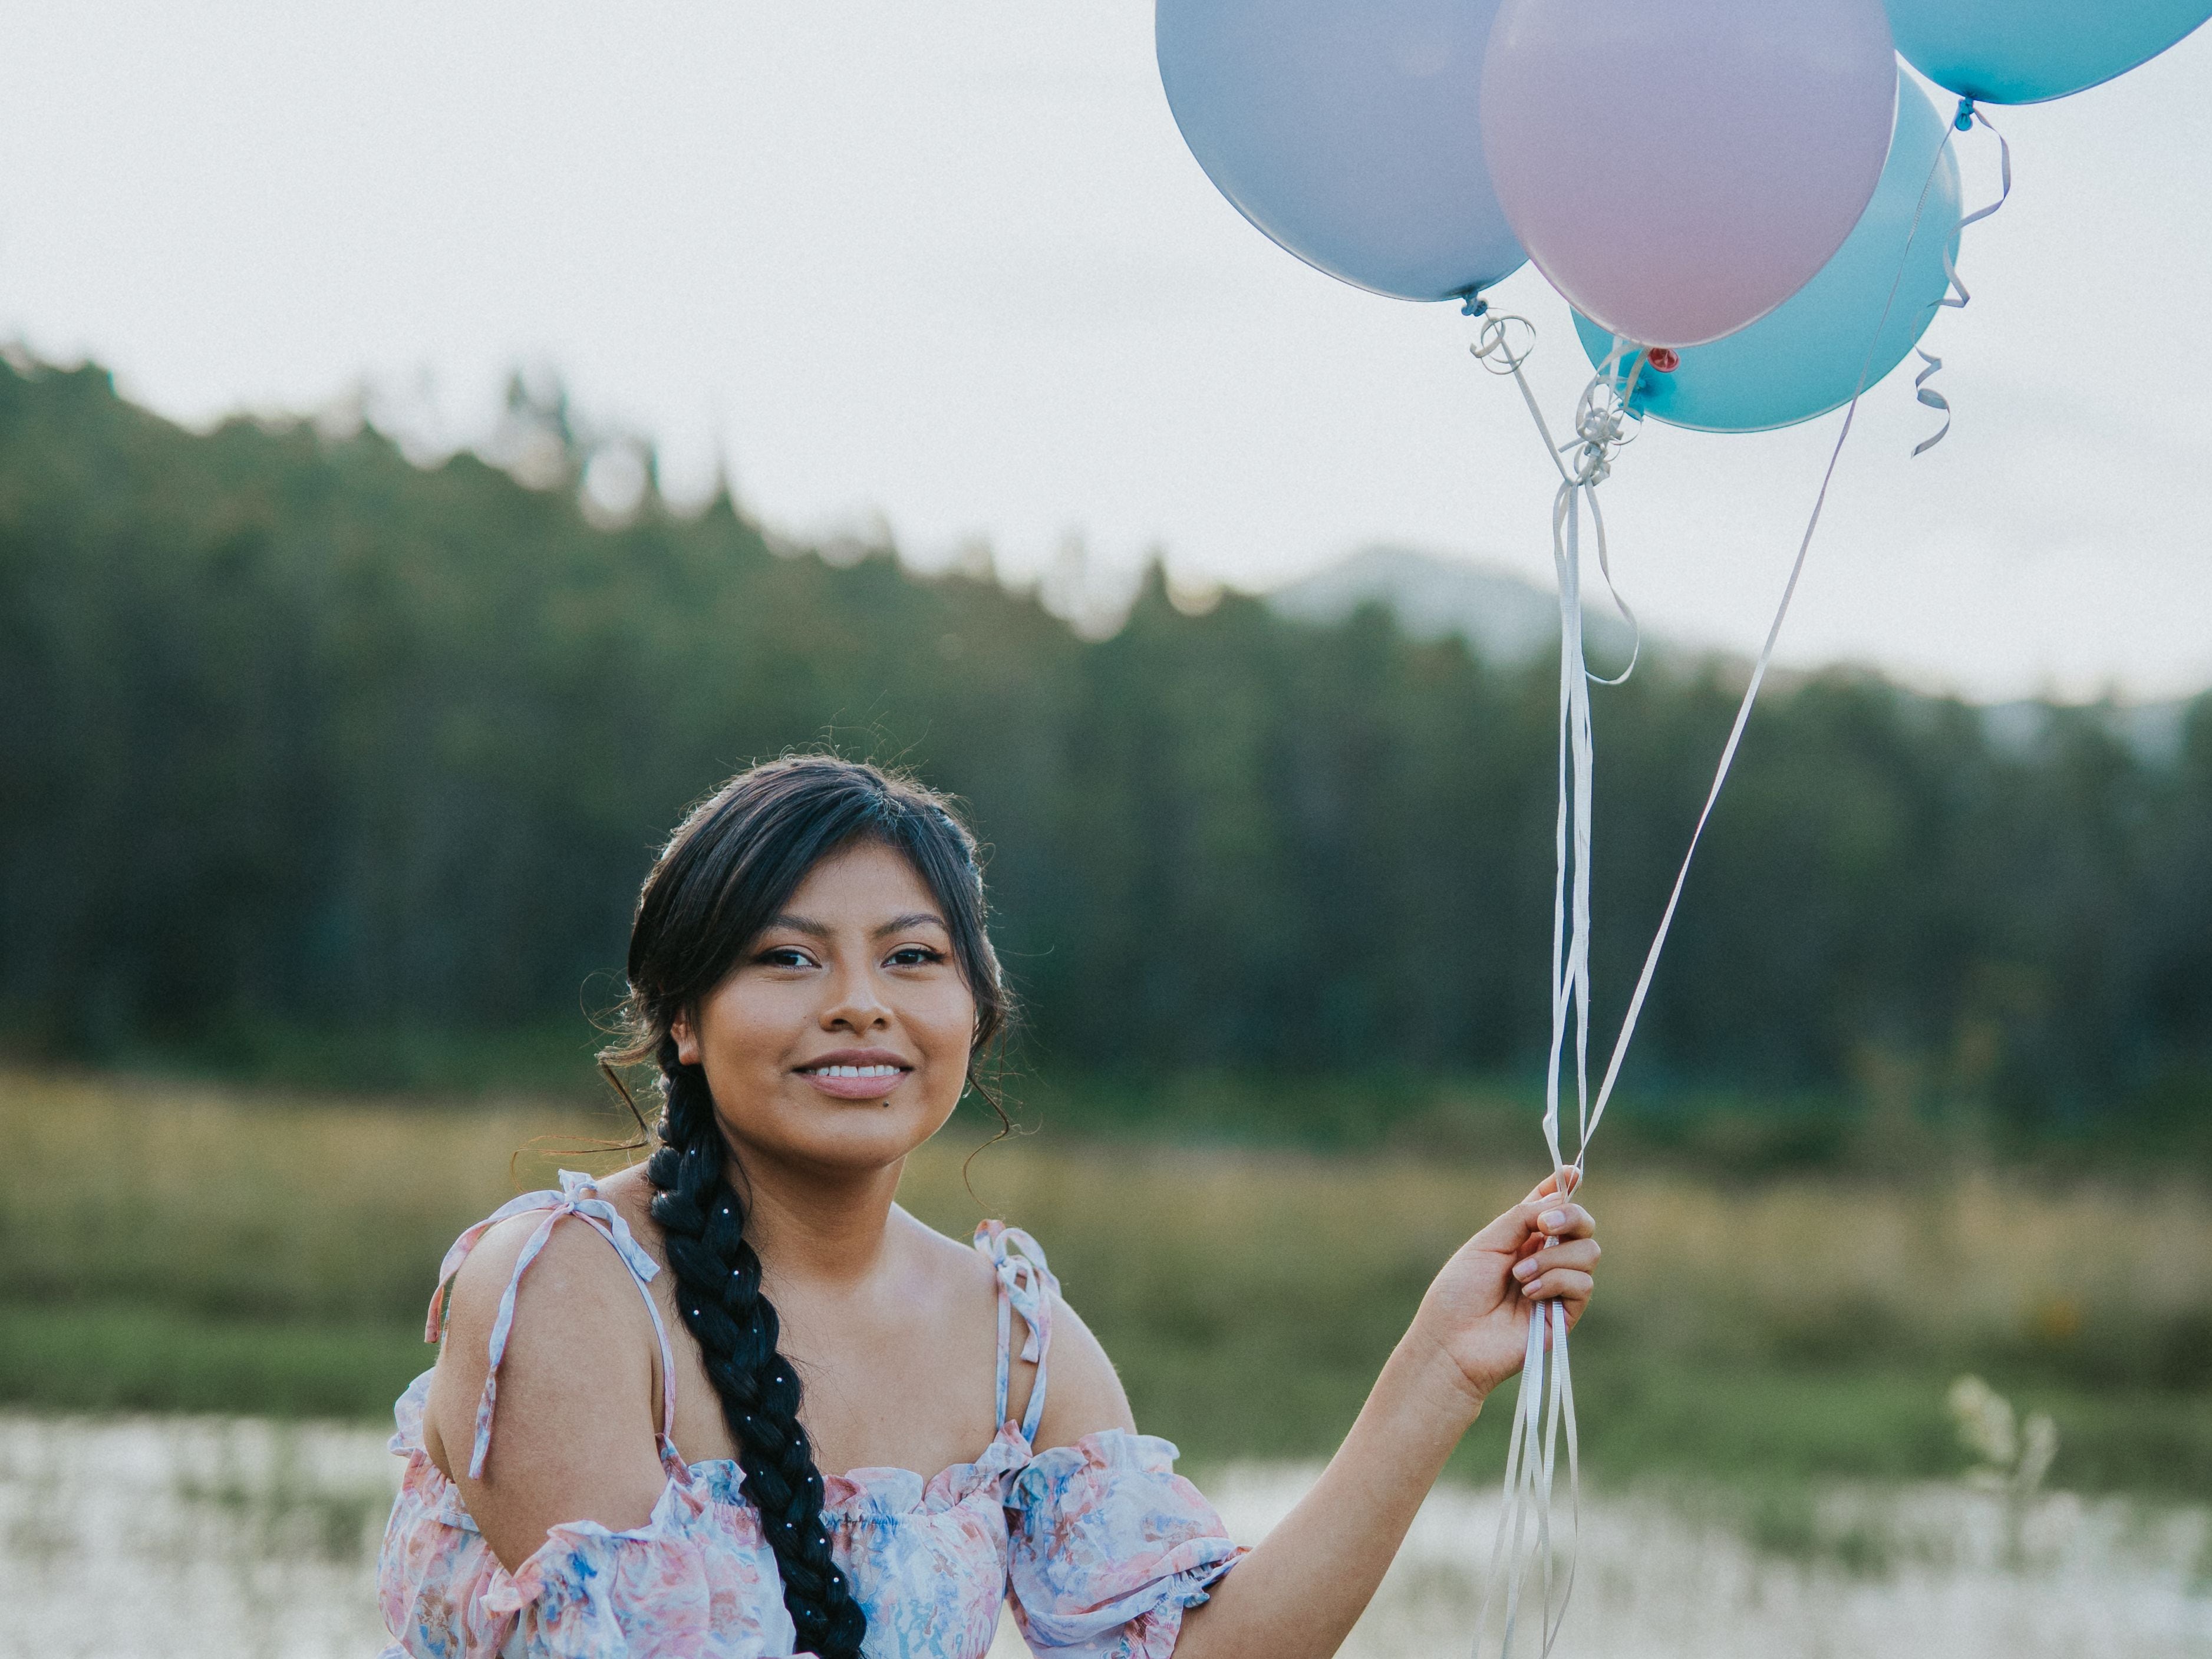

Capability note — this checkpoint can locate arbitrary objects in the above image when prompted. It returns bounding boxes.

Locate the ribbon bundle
[1464,110,2009,1659]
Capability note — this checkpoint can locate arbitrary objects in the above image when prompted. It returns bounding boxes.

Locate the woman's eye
[888,946,945,968]
[759,948,815,969]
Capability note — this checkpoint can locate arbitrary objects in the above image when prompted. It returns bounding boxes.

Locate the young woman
[378,756,1600,1658]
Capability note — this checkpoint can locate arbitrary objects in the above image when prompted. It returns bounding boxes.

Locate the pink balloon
[1481,0,1897,348]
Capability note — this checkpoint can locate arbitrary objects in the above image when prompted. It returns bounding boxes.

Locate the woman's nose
[819,968,893,1031]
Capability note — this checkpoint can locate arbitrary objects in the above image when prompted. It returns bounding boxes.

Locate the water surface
[3,1414,2204,1658]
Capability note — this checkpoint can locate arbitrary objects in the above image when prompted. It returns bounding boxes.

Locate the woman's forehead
[782,840,944,921]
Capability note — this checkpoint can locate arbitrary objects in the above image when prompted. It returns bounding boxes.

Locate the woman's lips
[798,1062,909,1101]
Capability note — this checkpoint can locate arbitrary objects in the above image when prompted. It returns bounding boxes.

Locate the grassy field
[3,1068,2208,1496]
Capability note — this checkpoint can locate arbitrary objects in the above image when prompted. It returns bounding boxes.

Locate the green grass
[5,1068,2208,1499]
[12,1302,2204,1499]
[0,1304,430,1420]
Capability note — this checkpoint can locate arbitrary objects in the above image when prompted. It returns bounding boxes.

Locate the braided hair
[604,757,1010,1659]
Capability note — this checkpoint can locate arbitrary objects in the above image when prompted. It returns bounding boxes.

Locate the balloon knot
[1471,312,1537,374]
[1460,292,1489,318]
[1568,397,1635,484]
[1644,348,1680,374]
[1953,97,1976,133]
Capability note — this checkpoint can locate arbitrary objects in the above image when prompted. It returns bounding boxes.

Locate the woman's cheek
[926,992,974,1044]
[914,990,977,1068]
[714,979,812,1051]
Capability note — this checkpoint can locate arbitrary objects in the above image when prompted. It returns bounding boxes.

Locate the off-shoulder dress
[375,1171,1244,1658]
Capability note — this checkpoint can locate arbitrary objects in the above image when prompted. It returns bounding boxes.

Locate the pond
[2,1413,2205,1658]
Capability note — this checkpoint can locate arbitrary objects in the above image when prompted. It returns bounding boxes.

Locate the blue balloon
[1884,0,2212,104]
[1156,0,1525,303]
[1573,72,1962,435]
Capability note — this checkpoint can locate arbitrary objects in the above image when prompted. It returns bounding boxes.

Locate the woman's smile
[796,1047,915,1100]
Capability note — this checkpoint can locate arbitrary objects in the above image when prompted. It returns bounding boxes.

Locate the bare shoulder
[1030,1289,1136,1450]
[425,1190,668,1571]
[903,1212,1138,1447]
[437,1195,656,1366]
[882,1204,1014,1337]
[891,1202,996,1279]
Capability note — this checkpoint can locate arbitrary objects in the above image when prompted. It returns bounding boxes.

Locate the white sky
[4,1,2208,702]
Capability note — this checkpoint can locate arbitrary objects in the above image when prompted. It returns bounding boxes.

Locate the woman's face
[672,839,979,1177]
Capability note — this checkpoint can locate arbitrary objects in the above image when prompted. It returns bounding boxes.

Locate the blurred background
[1,4,2208,1656]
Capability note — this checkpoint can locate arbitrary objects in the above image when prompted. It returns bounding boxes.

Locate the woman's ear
[671,1009,702,1067]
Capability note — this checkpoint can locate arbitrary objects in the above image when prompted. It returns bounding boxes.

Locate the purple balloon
[1481,0,1898,348]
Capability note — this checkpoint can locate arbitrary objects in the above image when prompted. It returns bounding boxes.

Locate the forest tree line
[2,355,2207,1140]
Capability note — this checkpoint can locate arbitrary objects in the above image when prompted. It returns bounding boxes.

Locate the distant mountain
[1265,543,1644,672]
[1272,546,2195,764]
[1982,698,2192,766]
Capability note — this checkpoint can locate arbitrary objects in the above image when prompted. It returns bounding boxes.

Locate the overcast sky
[5,1,2208,702]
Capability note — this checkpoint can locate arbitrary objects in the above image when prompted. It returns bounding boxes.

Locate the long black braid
[604,756,1013,1659]
[646,1054,866,1659]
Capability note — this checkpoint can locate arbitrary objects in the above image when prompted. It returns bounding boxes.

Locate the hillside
[1272,545,2189,764]
[2,355,2208,1147]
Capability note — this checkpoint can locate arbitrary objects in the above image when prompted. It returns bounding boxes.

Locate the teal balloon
[1884,0,2212,104]
[1573,72,1960,435]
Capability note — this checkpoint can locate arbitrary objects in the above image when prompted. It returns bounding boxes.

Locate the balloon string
[1543,1299,1579,1656]
[1478,322,1646,687]
[1915,105,2011,456]
[1465,120,1965,1651]
[1473,316,1643,1185]
[1954,103,2012,235]
[1913,350,1953,454]
[1469,315,1640,1657]
[1575,116,1967,1163]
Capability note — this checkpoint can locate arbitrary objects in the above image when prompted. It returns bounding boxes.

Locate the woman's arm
[424,1212,672,1572]
[1170,1176,1598,1659]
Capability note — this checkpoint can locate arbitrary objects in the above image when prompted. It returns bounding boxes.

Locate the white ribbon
[1464,107,1981,1654]
[1467,316,1638,1657]
[1913,103,2012,456]
[1914,348,1953,456]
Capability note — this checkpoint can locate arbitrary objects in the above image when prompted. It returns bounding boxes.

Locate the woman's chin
[740,1087,955,1170]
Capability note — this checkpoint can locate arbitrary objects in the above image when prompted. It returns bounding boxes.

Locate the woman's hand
[1410,1170,1598,1408]
[1171,1169,1600,1659]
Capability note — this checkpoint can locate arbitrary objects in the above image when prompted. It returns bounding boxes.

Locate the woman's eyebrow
[765,913,832,939]
[873,912,948,938]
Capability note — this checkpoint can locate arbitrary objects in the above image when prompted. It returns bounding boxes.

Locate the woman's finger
[1473,1195,1597,1256]
[1534,1202,1594,1242]
[1511,1239,1600,1284]
[1520,1268,1594,1305]
[1521,1168,1584,1205]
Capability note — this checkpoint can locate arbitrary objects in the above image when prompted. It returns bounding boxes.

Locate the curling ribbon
[1914,349,1953,455]
[1465,311,1634,1657]
[1913,101,2012,454]
[1461,107,1973,1648]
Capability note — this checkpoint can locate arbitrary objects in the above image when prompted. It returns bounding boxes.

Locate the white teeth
[813,1064,899,1077]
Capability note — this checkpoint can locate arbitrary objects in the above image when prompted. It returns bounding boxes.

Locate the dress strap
[974,1221,1058,1443]
[427,1170,679,1479]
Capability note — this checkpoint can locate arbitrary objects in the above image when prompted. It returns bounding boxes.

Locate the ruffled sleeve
[380,1358,805,1659]
[489,1529,723,1658]
[1006,1430,1244,1659]
[485,1472,805,1659]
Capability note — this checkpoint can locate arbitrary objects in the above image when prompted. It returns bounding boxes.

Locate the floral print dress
[377,1172,1243,1658]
